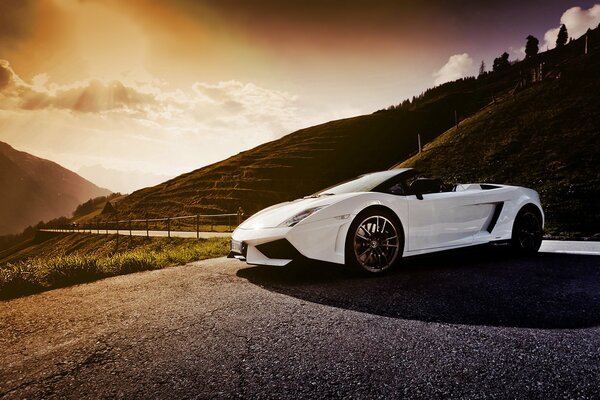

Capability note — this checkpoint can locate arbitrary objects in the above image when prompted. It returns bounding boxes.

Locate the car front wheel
[346,209,403,274]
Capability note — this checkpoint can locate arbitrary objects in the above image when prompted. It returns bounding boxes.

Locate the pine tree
[525,35,539,58]
[556,24,568,47]
[492,52,510,72]
[478,60,486,76]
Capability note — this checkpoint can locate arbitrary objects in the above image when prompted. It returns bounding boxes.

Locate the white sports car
[229,168,544,274]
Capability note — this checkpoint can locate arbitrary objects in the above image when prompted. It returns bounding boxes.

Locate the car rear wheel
[511,208,543,254]
[346,209,403,274]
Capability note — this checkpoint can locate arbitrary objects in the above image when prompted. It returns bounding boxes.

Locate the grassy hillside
[70,193,126,224]
[397,30,600,237]
[0,233,229,299]
[110,67,523,220]
[0,142,111,235]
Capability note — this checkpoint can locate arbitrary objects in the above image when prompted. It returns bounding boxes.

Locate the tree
[492,52,510,72]
[478,60,486,76]
[556,24,568,47]
[525,35,539,58]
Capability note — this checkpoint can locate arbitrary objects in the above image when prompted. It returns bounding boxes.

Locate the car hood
[239,192,362,229]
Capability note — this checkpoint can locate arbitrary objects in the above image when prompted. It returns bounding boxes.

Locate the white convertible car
[229,168,544,274]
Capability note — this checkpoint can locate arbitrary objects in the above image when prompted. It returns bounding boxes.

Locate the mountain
[0,142,111,235]
[112,27,600,237]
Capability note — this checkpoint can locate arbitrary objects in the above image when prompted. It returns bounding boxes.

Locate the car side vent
[256,239,301,260]
[480,184,500,190]
[486,202,504,233]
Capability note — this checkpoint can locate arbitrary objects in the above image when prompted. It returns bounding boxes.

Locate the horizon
[1,0,599,193]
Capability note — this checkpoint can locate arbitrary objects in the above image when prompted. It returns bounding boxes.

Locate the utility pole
[237,207,244,226]
[454,110,458,129]
[418,134,422,154]
[585,33,588,55]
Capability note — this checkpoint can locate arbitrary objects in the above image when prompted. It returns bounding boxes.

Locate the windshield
[313,170,408,196]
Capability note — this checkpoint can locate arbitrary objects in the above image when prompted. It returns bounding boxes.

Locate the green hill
[105,28,599,238]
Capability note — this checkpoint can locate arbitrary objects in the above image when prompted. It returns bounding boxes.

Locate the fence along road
[40,228,231,239]
[40,213,240,239]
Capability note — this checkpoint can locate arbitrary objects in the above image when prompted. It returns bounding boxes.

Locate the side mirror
[415,192,424,200]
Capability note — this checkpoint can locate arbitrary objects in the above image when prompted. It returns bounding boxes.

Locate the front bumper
[229,227,294,266]
[229,217,351,266]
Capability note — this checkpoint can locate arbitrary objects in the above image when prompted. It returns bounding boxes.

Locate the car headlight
[279,206,326,227]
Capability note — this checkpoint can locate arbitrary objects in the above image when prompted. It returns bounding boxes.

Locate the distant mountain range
[110,27,600,237]
[0,142,110,235]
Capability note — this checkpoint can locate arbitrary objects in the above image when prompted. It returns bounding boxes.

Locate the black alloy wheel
[346,209,403,274]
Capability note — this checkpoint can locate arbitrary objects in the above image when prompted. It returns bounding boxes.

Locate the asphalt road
[1,245,600,399]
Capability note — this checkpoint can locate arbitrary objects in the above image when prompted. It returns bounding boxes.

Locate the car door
[407,190,492,251]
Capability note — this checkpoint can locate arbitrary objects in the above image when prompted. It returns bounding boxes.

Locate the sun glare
[55,0,150,83]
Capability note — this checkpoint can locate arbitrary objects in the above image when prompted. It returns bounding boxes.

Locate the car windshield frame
[312,169,415,196]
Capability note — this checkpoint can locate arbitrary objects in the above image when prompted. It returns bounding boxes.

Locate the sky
[1,0,599,193]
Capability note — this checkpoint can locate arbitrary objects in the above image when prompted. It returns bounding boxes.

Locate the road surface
[1,243,600,398]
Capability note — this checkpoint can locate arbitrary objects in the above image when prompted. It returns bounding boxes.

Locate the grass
[0,233,229,299]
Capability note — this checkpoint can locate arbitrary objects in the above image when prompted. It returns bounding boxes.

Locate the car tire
[511,207,543,255]
[345,208,403,274]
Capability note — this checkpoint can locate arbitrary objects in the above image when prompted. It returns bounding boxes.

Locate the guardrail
[46,212,243,238]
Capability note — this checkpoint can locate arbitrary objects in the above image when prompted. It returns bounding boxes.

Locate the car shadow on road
[236,246,600,329]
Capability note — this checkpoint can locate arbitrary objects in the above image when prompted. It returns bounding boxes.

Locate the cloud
[0,60,300,132]
[509,46,526,59]
[0,62,11,90]
[0,60,157,113]
[22,80,158,113]
[200,84,300,137]
[192,80,298,108]
[542,4,600,50]
[0,59,328,191]
[433,53,474,86]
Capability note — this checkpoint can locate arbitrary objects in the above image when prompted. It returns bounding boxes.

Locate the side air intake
[486,202,504,233]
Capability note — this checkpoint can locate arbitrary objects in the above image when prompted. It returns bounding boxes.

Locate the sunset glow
[1,0,598,192]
